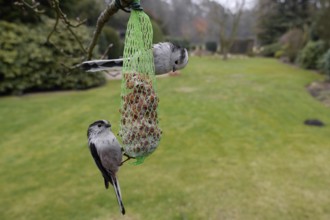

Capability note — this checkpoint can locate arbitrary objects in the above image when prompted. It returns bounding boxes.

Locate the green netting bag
[118,1,162,164]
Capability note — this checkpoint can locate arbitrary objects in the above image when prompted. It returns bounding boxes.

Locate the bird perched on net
[87,120,125,215]
[80,42,189,75]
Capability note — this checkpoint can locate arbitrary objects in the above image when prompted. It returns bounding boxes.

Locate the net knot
[115,0,143,13]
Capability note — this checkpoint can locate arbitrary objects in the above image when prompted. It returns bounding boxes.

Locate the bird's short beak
[105,124,111,128]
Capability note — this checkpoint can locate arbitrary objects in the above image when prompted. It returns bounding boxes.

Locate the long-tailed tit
[81,42,189,75]
[87,120,125,215]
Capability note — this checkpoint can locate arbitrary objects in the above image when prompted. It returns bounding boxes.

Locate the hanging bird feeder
[118,0,162,164]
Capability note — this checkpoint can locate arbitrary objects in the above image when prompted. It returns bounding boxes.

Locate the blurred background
[1,0,330,219]
[1,0,330,94]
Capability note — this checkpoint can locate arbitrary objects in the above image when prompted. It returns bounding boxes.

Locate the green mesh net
[119,3,162,164]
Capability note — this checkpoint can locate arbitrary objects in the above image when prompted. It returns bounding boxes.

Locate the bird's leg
[120,153,135,166]
[120,157,131,166]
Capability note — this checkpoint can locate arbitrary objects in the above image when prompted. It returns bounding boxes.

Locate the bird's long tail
[110,175,125,215]
[80,59,125,72]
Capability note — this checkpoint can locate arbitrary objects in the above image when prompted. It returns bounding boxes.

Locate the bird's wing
[89,143,125,215]
[98,139,122,174]
[89,142,112,188]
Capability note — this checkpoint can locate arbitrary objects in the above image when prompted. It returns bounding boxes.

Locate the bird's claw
[120,153,135,166]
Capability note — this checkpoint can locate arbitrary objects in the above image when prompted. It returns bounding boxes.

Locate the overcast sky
[163,0,257,10]
[212,0,256,10]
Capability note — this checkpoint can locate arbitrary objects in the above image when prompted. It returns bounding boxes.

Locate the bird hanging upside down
[80,42,189,75]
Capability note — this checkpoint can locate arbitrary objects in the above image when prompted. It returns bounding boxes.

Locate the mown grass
[1,57,330,220]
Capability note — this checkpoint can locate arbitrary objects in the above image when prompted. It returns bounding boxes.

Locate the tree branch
[46,10,59,43]
[47,0,87,54]
[211,0,246,59]
[14,0,45,14]
[101,43,114,59]
[86,0,134,60]
[228,0,245,47]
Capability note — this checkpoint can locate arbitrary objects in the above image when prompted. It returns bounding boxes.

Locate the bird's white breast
[92,131,116,150]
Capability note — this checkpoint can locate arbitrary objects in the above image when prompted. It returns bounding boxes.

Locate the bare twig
[106,72,121,77]
[101,43,114,59]
[60,63,77,75]
[66,25,87,54]
[17,0,134,60]
[47,0,87,54]
[14,0,45,14]
[211,0,246,60]
[86,0,134,60]
[47,13,59,43]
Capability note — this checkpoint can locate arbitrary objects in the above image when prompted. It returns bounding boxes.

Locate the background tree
[208,0,246,60]
[193,17,208,43]
[0,0,260,95]
[311,0,330,43]
[256,0,311,45]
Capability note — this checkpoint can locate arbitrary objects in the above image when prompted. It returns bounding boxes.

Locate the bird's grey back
[153,43,173,74]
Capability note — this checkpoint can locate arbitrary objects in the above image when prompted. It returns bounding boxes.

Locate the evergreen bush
[0,19,105,95]
[99,26,123,59]
[205,41,217,53]
[260,43,281,57]
[151,20,165,43]
[297,40,327,69]
[165,36,190,50]
[318,49,330,79]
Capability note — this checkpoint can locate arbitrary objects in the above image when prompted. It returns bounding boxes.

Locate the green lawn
[1,57,330,220]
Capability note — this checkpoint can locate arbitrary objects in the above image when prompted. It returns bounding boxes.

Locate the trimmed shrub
[205,41,217,53]
[0,19,106,95]
[297,40,327,69]
[230,39,254,54]
[275,50,285,59]
[318,49,330,79]
[260,43,281,57]
[165,36,190,49]
[99,26,123,59]
[151,20,165,43]
[279,28,306,62]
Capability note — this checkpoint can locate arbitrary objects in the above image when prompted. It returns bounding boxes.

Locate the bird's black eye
[175,60,179,64]
[98,124,102,128]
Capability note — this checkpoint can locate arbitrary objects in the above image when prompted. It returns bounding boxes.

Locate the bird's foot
[120,153,135,166]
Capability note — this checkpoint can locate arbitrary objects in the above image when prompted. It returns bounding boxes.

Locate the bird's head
[171,45,189,72]
[87,119,111,138]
